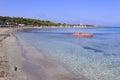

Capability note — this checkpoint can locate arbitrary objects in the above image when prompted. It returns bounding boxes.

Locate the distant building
[67,24,97,28]
[18,24,24,26]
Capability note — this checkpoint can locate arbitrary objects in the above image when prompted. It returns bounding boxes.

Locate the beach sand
[0,28,83,80]
[0,28,26,80]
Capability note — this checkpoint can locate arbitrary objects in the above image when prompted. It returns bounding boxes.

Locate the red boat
[72,32,93,37]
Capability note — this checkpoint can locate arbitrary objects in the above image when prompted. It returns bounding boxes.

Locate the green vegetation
[0,16,97,28]
[0,16,65,27]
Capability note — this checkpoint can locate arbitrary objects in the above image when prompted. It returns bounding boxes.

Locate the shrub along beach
[0,16,98,28]
[0,16,67,27]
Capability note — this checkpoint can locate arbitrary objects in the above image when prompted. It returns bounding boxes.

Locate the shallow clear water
[16,27,120,80]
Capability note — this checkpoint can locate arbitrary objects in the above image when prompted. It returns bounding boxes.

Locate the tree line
[0,16,67,27]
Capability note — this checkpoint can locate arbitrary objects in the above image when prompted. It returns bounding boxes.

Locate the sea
[16,27,120,80]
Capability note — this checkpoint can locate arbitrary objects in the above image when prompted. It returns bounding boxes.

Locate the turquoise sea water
[16,27,120,80]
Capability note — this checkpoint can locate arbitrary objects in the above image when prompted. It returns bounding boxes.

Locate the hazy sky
[0,0,120,26]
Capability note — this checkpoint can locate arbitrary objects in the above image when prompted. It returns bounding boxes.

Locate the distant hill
[0,16,65,27]
[0,16,98,28]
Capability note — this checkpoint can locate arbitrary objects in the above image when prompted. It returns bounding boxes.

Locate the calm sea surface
[16,27,120,80]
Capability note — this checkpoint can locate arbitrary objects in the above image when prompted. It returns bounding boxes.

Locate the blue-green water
[16,27,120,80]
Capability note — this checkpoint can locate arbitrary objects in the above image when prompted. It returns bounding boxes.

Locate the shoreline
[0,28,82,80]
[17,29,83,80]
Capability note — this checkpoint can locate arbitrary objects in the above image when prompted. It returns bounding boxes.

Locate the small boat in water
[72,32,93,37]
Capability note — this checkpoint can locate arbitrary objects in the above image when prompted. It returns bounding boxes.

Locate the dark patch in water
[104,53,119,57]
[111,53,118,56]
[83,46,103,52]
[103,53,111,56]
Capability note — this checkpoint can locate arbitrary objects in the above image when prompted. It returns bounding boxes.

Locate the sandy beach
[0,28,83,80]
[0,28,26,80]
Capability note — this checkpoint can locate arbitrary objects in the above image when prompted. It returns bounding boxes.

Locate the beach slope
[0,28,26,80]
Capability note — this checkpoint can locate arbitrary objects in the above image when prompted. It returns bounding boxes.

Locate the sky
[0,0,120,26]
